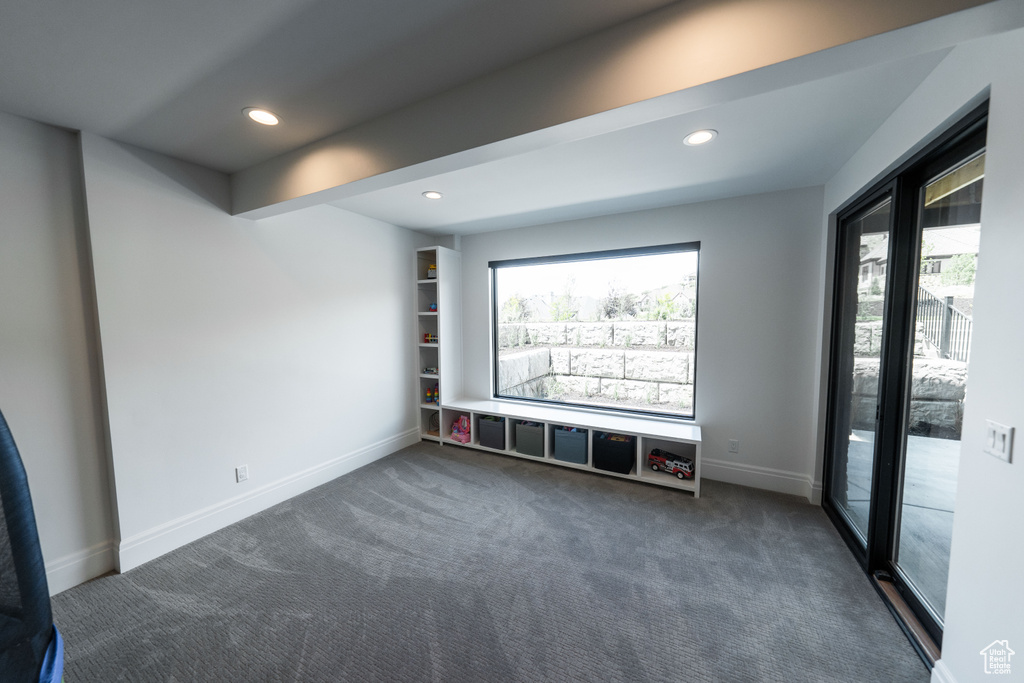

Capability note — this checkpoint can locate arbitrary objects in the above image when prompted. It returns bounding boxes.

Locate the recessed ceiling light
[243,108,280,126]
[422,191,443,200]
[684,129,717,146]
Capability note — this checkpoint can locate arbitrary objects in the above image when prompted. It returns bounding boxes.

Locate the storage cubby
[593,432,636,475]
[419,376,440,407]
[418,315,438,344]
[419,345,438,371]
[638,437,698,490]
[551,425,588,465]
[512,420,544,458]
[442,408,471,445]
[476,415,506,450]
[416,249,438,281]
[420,407,441,438]
[417,285,438,314]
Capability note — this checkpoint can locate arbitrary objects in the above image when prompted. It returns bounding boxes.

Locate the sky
[495,251,698,302]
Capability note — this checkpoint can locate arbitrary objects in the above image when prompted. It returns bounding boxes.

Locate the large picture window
[491,243,699,419]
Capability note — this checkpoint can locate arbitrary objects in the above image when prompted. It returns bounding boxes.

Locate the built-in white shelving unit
[441,398,702,496]
[415,246,462,441]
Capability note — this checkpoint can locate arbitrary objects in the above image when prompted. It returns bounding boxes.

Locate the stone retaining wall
[497,343,694,411]
[497,348,550,396]
[852,357,967,438]
[498,320,695,351]
[855,321,930,358]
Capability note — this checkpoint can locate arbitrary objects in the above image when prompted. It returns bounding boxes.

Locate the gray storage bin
[515,422,544,457]
[478,416,505,450]
[553,428,587,464]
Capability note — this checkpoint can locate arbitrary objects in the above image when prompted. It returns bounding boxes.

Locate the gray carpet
[52,442,929,682]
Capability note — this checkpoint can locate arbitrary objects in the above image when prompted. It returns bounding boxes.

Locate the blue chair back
[0,407,60,682]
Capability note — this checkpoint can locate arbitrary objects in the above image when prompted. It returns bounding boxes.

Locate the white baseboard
[46,540,116,595]
[808,480,823,505]
[931,659,957,683]
[701,457,818,502]
[116,428,420,572]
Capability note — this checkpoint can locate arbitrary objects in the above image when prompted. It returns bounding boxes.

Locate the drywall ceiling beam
[231,0,1010,219]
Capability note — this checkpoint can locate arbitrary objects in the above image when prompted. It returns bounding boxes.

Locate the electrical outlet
[235,465,249,483]
[728,439,740,454]
[984,420,1014,463]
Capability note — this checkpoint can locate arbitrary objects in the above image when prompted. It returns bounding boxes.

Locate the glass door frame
[822,101,988,650]
[823,183,898,564]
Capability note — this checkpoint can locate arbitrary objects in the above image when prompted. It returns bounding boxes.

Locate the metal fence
[917,286,972,362]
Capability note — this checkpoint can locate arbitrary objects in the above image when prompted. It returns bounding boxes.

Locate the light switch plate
[984,420,1014,463]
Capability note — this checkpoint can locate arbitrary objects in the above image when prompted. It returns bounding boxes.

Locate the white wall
[0,112,115,592]
[79,134,425,570]
[820,28,1024,683]
[459,186,825,500]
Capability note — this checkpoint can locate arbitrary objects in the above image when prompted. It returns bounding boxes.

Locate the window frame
[489,241,700,421]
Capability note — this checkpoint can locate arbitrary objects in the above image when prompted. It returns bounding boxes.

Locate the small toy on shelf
[432,383,439,403]
[425,386,434,403]
[647,448,694,479]
[428,303,438,312]
[451,415,470,443]
[427,264,437,278]
[423,333,438,344]
[423,366,438,375]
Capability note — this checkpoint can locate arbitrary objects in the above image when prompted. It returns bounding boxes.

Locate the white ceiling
[0,0,677,173]
[329,51,947,234]
[0,1,999,237]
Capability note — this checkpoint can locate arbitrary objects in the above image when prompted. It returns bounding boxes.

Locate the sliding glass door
[823,105,986,648]
[893,149,984,625]
[826,195,893,549]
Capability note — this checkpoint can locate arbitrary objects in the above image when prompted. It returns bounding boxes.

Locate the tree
[499,294,530,323]
[644,292,683,320]
[548,276,579,322]
[601,285,638,319]
[941,253,977,286]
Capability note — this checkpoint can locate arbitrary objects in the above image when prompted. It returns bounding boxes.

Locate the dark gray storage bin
[553,427,588,464]
[478,416,505,450]
[515,422,544,457]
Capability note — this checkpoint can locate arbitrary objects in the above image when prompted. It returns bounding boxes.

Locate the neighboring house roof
[861,239,889,264]
[859,224,980,266]
[924,225,981,258]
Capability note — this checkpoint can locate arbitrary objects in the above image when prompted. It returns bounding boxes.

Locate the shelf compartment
[416,248,438,281]
[420,407,441,439]
[476,414,506,450]
[552,425,588,464]
[593,432,637,475]
[417,285,438,313]
[513,420,544,458]
[442,408,471,444]
[418,315,439,346]
[639,437,697,484]
[419,376,440,406]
